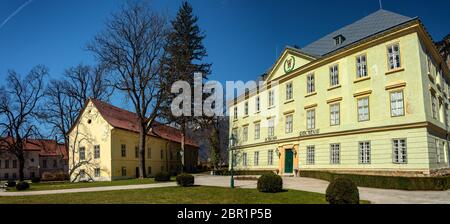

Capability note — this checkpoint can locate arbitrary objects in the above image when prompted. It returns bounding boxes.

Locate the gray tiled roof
[301,9,415,57]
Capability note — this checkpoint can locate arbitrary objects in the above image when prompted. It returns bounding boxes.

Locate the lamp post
[229,134,236,189]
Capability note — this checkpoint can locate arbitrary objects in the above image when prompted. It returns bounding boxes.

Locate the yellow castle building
[228,10,450,176]
[68,99,199,181]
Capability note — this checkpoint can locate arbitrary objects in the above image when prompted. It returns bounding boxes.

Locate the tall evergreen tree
[163,1,211,172]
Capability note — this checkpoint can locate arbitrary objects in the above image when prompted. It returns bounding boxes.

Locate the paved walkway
[0,182,176,196]
[194,175,450,204]
[1,175,449,204]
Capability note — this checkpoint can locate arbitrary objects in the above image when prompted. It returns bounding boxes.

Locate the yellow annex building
[228,10,450,176]
[68,99,199,181]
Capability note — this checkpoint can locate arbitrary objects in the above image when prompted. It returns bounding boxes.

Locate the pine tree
[163,1,211,172]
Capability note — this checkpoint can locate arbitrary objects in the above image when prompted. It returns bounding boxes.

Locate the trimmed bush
[6,180,16,188]
[257,173,283,193]
[326,178,360,204]
[214,168,274,176]
[154,171,171,182]
[42,172,57,181]
[299,171,450,191]
[31,177,41,183]
[176,174,195,187]
[15,181,30,191]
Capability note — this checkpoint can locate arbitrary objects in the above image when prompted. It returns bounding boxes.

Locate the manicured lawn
[3,178,174,192]
[0,186,370,204]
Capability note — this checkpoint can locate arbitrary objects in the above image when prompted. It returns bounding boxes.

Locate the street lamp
[229,134,236,189]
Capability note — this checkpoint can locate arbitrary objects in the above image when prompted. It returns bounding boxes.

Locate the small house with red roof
[67,99,199,181]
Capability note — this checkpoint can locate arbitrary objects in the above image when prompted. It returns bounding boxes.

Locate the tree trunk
[138,123,147,178]
[18,153,25,181]
[181,122,186,172]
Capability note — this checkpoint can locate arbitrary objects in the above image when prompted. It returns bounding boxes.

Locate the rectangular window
[307,109,315,130]
[12,173,17,179]
[255,96,260,112]
[390,91,404,117]
[254,151,259,166]
[121,144,126,157]
[4,173,9,179]
[357,97,370,122]
[160,149,164,159]
[5,160,9,169]
[268,150,274,165]
[135,146,139,158]
[94,145,100,159]
[387,43,401,70]
[148,166,152,175]
[431,95,438,119]
[244,101,249,116]
[359,141,371,164]
[356,54,368,78]
[80,169,85,179]
[254,123,260,140]
[94,168,100,177]
[243,126,248,142]
[121,167,127,176]
[53,159,57,168]
[12,160,17,169]
[268,90,275,107]
[307,73,315,93]
[393,139,407,164]
[435,139,441,164]
[79,147,86,161]
[330,144,340,164]
[242,153,247,166]
[286,82,293,101]
[42,159,47,169]
[147,147,151,159]
[329,64,339,87]
[306,146,315,165]
[233,107,238,119]
[268,118,275,137]
[330,103,340,126]
[285,114,293,134]
[232,128,238,140]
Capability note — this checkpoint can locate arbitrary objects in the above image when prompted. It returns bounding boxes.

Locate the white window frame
[94,168,100,177]
[357,97,370,122]
[286,82,293,101]
[390,90,405,117]
[255,96,260,112]
[242,153,247,166]
[268,118,275,137]
[307,109,315,130]
[268,149,274,165]
[285,114,293,134]
[306,146,315,165]
[307,73,315,93]
[330,103,340,126]
[268,90,275,107]
[254,123,260,140]
[94,145,100,159]
[392,139,407,164]
[356,54,368,78]
[435,139,441,164]
[359,141,371,164]
[254,151,259,166]
[243,126,248,142]
[432,94,438,119]
[330,144,340,164]
[244,101,248,116]
[387,43,401,70]
[329,65,339,87]
[79,147,86,161]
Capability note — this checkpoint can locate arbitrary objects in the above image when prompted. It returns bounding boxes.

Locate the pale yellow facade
[228,20,450,176]
[68,100,198,181]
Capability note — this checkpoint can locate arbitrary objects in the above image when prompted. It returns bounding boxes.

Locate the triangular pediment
[265,47,316,82]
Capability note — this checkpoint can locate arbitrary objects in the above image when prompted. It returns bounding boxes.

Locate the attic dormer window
[334,35,345,45]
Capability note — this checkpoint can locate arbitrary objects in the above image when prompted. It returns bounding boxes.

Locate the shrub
[299,171,450,191]
[257,173,283,193]
[42,172,57,181]
[213,168,274,176]
[41,171,68,181]
[326,178,360,204]
[6,180,16,188]
[176,173,195,187]
[55,172,69,181]
[15,181,30,191]
[154,171,171,182]
[31,177,41,183]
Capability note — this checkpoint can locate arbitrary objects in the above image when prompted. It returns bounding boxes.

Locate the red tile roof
[0,138,68,159]
[90,99,198,147]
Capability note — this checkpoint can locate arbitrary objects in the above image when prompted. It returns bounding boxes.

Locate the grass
[0,186,370,204]
[3,177,175,192]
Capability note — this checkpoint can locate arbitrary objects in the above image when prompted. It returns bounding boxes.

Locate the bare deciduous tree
[0,65,47,181]
[88,2,169,178]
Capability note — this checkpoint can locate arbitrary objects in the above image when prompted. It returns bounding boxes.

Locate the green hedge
[214,169,274,176]
[299,171,450,191]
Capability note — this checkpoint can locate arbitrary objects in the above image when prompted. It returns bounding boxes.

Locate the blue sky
[1,0,449,109]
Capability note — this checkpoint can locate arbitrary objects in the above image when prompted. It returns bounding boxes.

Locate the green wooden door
[285,150,294,173]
